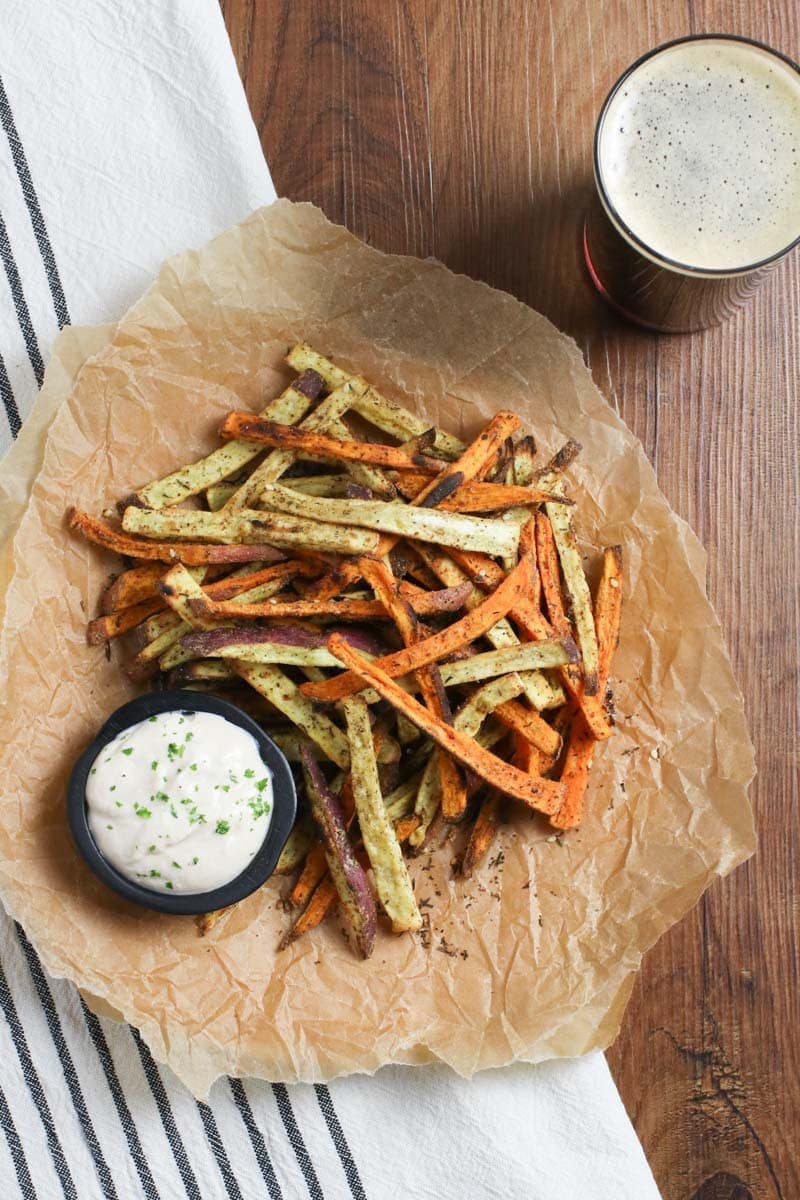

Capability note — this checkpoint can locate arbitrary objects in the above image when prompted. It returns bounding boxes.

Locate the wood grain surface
[220,3,799,1196]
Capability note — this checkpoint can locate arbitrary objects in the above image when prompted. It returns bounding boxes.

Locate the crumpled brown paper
[0,200,755,1097]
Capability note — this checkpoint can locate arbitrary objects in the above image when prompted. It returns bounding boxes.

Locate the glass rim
[593,33,800,279]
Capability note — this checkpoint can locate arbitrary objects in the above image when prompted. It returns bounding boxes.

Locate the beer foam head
[597,38,800,271]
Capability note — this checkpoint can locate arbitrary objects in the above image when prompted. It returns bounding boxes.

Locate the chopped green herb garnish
[170,804,178,818]
[185,732,194,742]
[148,844,156,853]
[192,856,199,865]
[190,763,198,772]
[148,869,161,878]
[90,767,97,776]
[156,791,169,803]
[221,784,230,793]
[134,804,151,819]
[151,760,158,771]
[122,747,133,756]
[171,861,182,870]
[165,882,174,890]
[167,742,185,760]
[244,769,255,779]
[256,778,269,793]
[248,799,271,820]
[106,824,112,830]
[115,800,123,808]
[215,820,230,835]
[110,785,116,792]
[148,715,157,722]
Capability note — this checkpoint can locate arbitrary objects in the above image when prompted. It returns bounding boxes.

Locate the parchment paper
[0,200,755,1097]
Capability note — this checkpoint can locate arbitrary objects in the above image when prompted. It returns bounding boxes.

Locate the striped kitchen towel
[0,2,661,1197]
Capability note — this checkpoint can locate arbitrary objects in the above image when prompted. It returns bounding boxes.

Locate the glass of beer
[584,34,800,332]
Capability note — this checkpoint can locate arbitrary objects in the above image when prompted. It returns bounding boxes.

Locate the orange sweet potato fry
[460,792,502,877]
[552,546,623,830]
[197,585,468,623]
[87,597,166,644]
[395,475,567,513]
[326,633,566,814]
[494,698,561,758]
[359,557,466,823]
[68,508,283,566]
[100,564,169,613]
[301,554,537,703]
[220,414,451,474]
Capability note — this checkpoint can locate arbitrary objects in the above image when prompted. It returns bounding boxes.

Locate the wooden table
[221,4,799,1196]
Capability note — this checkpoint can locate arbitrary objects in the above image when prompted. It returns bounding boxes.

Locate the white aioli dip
[86,711,273,895]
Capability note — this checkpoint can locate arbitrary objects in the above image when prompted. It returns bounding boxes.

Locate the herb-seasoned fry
[301,554,538,702]
[359,557,464,822]
[68,508,283,565]
[544,498,600,695]
[301,748,376,958]
[257,484,521,557]
[73,345,624,954]
[286,343,464,458]
[220,414,451,474]
[552,546,623,830]
[328,634,566,814]
[344,696,421,932]
[122,505,380,556]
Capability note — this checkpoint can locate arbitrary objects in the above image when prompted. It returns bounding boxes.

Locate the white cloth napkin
[0,2,661,1197]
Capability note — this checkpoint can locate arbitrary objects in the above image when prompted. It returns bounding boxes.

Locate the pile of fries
[68,344,622,958]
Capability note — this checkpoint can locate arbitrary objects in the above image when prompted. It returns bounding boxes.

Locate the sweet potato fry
[359,557,465,824]
[393,475,568,512]
[344,696,421,932]
[411,410,522,509]
[551,546,623,830]
[67,508,284,566]
[327,634,565,814]
[196,583,469,623]
[86,597,165,644]
[494,697,561,758]
[220,414,451,474]
[257,484,520,558]
[279,875,339,948]
[300,748,376,958]
[289,841,328,909]
[100,563,168,613]
[301,554,537,703]
[544,498,599,694]
[461,792,502,877]
[122,505,380,556]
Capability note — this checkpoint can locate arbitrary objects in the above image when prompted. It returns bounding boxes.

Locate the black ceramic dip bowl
[67,690,297,915]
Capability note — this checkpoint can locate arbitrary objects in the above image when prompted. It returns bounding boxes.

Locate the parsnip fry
[328,634,565,814]
[132,369,324,508]
[344,697,421,932]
